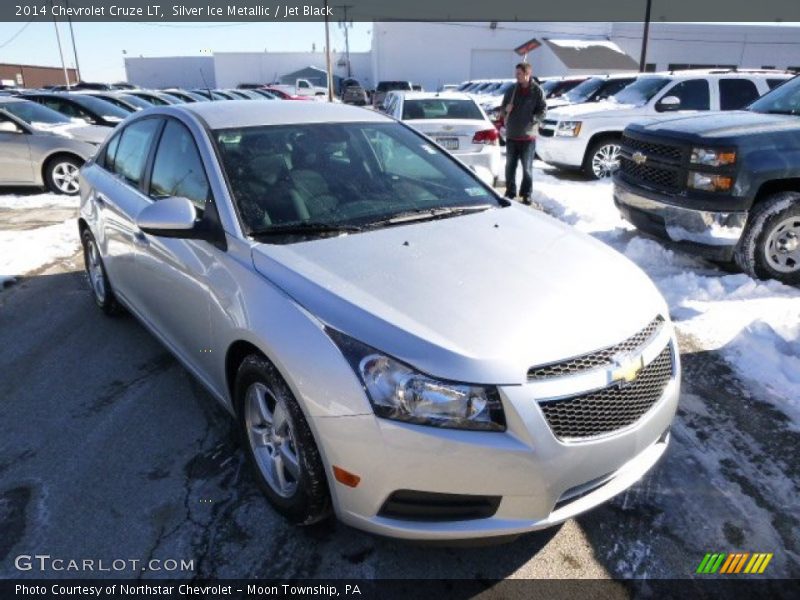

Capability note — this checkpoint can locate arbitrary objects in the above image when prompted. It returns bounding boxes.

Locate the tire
[45,155,83,195]
[583,138,621,180]
[235,355,332,525]
[81,229,122,316]
[734,192,800,284]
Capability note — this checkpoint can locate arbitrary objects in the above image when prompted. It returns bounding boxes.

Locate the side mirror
[136,196,198,238]
[0,121,21,133]
[656,95,681,112]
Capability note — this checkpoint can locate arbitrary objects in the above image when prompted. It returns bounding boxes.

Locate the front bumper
[314,335,680,540]
[614,176,747,261]
[535,133,588,169]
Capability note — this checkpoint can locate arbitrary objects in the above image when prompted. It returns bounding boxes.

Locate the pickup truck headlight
[690,147,736,167]
[687,171,734,192]
[555,121,582,137]
[326,328,506,431]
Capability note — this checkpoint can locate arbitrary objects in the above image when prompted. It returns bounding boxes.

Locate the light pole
[65,0,82,82]
[324,0,334,101]
[49,0,71,88]
[337,4,353,78]
[639,0,653,73]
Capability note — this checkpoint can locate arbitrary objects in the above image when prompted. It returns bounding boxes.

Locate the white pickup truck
[269,78,328,99]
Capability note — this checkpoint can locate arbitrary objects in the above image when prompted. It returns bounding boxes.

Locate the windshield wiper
[364,204,494,228]
[249,222,363,237]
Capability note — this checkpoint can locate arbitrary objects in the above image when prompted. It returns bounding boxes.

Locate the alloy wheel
[52,162,80,194]
[591,143,621,179]
[244,382,301,498]
[85,238,106,303]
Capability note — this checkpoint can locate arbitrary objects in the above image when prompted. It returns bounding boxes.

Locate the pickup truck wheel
[584,139,621,180]
[735,192,800,284]
[235,355,332,525]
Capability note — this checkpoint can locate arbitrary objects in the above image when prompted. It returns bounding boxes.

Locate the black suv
[614,75,800,284]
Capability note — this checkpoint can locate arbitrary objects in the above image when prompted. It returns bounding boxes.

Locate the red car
[263,87,312,101]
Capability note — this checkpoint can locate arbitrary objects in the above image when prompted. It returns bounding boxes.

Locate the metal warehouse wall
[212,51,372,88]
[124,56,216,89]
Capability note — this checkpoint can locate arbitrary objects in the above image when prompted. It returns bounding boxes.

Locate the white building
[124,22,800,91]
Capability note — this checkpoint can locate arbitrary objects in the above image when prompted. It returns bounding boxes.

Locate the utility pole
[337,4,353,78]
[65,0,82,81]
[639,0,653,73]
[49,0,71,88]
[324,0,334,101]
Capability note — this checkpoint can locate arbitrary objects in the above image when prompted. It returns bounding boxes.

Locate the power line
[0,20,34,49]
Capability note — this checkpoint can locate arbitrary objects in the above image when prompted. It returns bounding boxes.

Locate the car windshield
[748,75,800,115]
[402,98,483,120]
[563,77,605,103]
[213,122,500,239]
[611,77,670,106]
[118,94,154,109]
[493,81,515,96]
[539,80,560,96]
[2,100,72,125]
[69,94,131,120]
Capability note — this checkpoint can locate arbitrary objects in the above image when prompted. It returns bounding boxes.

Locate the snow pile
[0,192,79,209]
[530,164,800,423]
[546,39,627,55]
[0,220,80,287]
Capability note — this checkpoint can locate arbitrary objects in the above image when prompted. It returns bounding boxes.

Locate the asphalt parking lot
[1,191,798,583]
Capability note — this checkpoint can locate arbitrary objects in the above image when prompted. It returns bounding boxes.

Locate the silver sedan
[79,100,679,540]
[0,98,110,194]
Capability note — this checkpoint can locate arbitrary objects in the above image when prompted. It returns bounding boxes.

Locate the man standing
[502,63,547,204]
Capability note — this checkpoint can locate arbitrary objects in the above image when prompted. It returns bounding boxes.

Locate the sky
[0,21,373,81]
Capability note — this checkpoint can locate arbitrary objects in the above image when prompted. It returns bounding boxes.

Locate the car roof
[398,92,476,101]
[0,97,27,105]
[167,100,393,129]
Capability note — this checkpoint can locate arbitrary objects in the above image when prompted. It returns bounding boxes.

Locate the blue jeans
[505,139,535,198]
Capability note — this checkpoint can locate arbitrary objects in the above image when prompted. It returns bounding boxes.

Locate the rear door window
[719,78,760,110]
[112,118,162,187]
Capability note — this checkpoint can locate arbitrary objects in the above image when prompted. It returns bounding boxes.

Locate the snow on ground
[529,162,800,424]
[0,219,80,288]
[0,191,79,209]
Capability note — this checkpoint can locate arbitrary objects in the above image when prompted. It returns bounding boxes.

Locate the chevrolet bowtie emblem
[632,151,647,165]
[611,354,645,384]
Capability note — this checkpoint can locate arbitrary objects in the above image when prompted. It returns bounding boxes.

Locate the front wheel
[735,192,800,284]
[583,139,621,180]
[235,355,332,525]
[45,155,83,195]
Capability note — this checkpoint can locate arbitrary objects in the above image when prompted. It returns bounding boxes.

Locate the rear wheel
[583,138,621,180]
[735,192,800,284]
[235,355,332,525]
[45,155,83,195]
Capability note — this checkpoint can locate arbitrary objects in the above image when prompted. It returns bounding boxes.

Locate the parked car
[261,87,310,101]
[539,76,589,100]
[78,101,679,540]
[372,80,413,108]
[125,90,183,105]
[383,91,503,185]
[269,78,328,98]
[614,74,800,284]
[538,70,794,179]
[22,92,131,127]
[341,83,368,106]
[75,91,141,113]
[439,84,459,92]
[161,89,210,103]
[191,89,235,101]
[249,89,279,100]
[547,73,638,109]
[0,98,107,194]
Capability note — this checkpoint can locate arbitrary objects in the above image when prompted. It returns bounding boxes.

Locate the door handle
[133,230,149,247]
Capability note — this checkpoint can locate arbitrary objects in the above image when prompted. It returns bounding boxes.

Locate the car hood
[633,110,800,139]
[31,121,111,144]
[547,100,641,120]
[251,206,668,385]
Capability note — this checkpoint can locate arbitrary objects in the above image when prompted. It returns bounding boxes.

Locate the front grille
[620,157,681,191]
[378,490,501,522]
[539,345,674,440]
[622,135,684,162]
[538,120,557,138]
[528,316,664,380]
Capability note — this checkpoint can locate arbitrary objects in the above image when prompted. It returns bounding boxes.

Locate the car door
[91,117,163,305]
[0,113,33,184]
[133,117,218,376]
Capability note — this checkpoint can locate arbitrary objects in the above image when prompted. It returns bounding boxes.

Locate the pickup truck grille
[539,344,674,440]
[620,157,681,191]
[528,316,664,380]
[622,135,684,162]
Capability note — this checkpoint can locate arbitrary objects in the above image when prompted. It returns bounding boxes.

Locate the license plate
[436,137,459,150]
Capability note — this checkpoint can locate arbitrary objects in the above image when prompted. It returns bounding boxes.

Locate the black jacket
[502,81,547,140]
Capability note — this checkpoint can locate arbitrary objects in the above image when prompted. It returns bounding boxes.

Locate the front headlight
[687,171,734,192]
[327,328,506,431]
[690,147,736,167]
[555,121,582,137]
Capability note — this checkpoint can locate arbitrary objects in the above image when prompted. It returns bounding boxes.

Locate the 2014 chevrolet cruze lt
[79,101,680,540]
